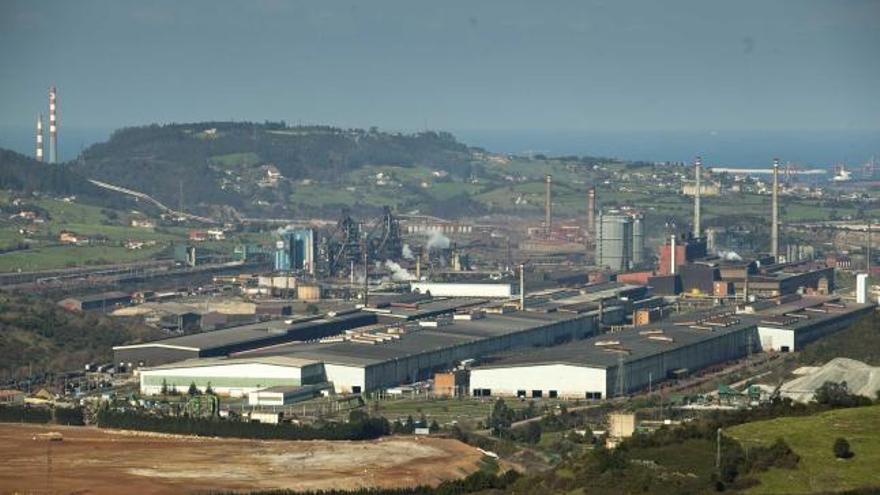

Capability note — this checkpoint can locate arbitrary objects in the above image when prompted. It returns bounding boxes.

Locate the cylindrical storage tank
[297,284,322,301]
[597,213,632,271]
[631,214,644,267]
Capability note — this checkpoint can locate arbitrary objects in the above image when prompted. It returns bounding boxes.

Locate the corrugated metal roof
[239,310,593,367]
[474,311,760,370]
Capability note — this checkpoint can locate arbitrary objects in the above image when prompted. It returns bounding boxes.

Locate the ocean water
[453,129,880,169]
[0,126,113,163]
[1,125,877,169]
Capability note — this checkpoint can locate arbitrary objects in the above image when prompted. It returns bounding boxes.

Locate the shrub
[747,438,800,471]
[833,438,853,459]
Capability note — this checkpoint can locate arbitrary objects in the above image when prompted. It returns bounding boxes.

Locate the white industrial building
[236,310,608,394]
[470,312,760,400]
[138,356,324,397]
[247,384,328,406]
[410,282,514,298]
[752,298,874,352]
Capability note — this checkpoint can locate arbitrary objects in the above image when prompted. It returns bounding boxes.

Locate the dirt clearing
[0,423,484,494]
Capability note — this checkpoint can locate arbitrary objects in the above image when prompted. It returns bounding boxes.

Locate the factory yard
[0,423,485,495]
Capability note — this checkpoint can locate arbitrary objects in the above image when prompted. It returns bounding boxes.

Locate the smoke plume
[716,250,743,261]
[426,230,450,250]
[402,244,414,260]
[384,260,416,281]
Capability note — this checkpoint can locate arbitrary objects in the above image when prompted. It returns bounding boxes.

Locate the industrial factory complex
[96,153,877,409]
[113,288,872,403]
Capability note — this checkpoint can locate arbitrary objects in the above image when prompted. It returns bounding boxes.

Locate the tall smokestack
[587,187,596,237]
[519,263,525,311]
[48,86,57,164]
[544,174,552,239]
[670,234,677,275]
[35,114,44,162]
[772,158,780,260]
[693,156,702,238]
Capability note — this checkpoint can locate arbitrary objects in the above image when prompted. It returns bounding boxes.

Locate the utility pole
[362,247,369,307]
[867,221,872,279]
[716,427,723,469]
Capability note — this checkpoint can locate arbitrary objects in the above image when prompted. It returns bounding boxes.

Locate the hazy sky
[1,0,878,133]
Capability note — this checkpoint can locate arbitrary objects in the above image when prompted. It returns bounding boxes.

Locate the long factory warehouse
[468,297,875,400]
[746,297,874,352]
[125,291,874,402]
[469,312,761,399]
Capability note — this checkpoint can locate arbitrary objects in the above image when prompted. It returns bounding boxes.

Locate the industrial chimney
[35,114,44,162]
[587,187,596,237]
[544,175,552,239]
[772,158,780,260]
[48,86,58,164]
[693,156,702,238]
[519,263,525,311]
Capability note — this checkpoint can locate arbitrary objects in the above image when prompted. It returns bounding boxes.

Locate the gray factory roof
[66,291,131,304]
[113,313,363,352]
[475,311,760,370]
[141,355,320,371]
[369,297,489,320]
[548,282,647,304]
[238,310,593,367]
[753,299,875,331]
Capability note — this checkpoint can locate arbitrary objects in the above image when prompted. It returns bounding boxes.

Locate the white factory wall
[324,363,367,394]
[360,315,598,392]
[410,282,513,298]
[248,390,286,406]
[139,362,313,396]
[758,326,795,352]
[247,387,319,406]
[469,364,607,399]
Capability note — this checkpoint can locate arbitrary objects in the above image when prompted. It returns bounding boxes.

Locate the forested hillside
[0,293,162,379]
[75,122,477,215]
[0,149,102,198]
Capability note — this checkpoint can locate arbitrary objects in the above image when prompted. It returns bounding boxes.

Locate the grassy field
[0,245,166,272]
[209,152,261,168]
[727,405,880,494]
[369,397,563,427]
[629,438,719,487]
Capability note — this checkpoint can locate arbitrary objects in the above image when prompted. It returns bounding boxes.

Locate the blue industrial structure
[275,228,317,274]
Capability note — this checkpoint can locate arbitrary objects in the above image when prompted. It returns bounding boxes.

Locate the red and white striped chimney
[48,86,58,164]
[35,114,44,162]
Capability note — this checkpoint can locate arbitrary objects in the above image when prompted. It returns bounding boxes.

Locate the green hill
[75,122,479,216]
[0,149,104,200]
[798,313,880,366]
[727,405,880,494]
[0,293,163,380]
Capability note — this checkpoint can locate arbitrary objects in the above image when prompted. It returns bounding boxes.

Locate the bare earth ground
[0,423,484,495]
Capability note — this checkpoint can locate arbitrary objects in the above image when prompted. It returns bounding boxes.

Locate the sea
[1,126,877,169]
[453,129,880,169]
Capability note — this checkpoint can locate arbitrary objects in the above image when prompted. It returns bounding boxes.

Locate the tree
[489,398,513,437]
[814,381,871,408]
[348,409,369,423]
[520,421,543,444]
[160,379,169,395]
[429,419,440,433]
[306,303,320,315]
[833,438,853,459]
[187,382,199,396]
[204,382,214,395]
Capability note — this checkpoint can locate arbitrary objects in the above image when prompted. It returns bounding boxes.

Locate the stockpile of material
[781,358,880,402]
